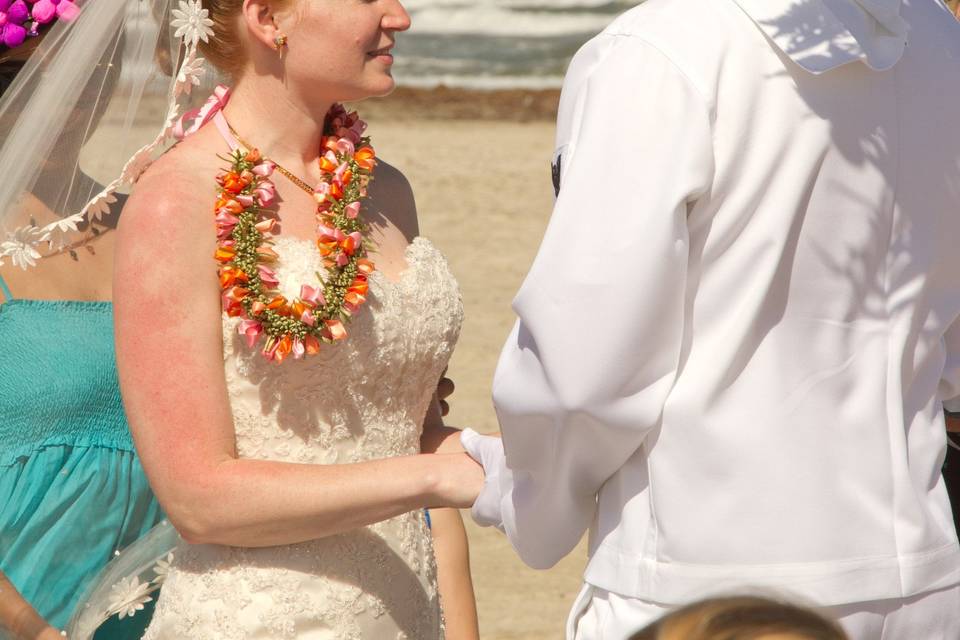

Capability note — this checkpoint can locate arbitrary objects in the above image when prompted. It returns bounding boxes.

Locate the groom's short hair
[630,595,847,640]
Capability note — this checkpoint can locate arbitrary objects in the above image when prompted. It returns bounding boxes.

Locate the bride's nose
[382,0,412,32]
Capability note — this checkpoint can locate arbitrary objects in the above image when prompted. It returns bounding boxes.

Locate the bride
[112,0,484,637]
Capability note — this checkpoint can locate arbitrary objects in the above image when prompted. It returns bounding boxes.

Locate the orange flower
[324,319,347,341]
[219,267,249,289]
[245,149,262,164]
[257,246,279,261]
[222,172,244,194]
[344,290,366,308]
[267,295,288,311]
[224,286,250,302]
[357,259,375,275]
[275,335,293,363]
[291,300,309,317]
[354,147,376,171]
[255,219,277,233]
[214,247,236,263]
[221,200,244,215]
[251,300,267,315]
[319,154,338,173]
[304,335,321,355]
[348,278,369,296]
[317,238,338,257]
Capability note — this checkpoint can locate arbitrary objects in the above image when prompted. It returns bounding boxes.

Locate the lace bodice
[144,236,463,639]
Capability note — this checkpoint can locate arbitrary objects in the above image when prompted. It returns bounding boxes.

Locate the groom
[462,0,960,638]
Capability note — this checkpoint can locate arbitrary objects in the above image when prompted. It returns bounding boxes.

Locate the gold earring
[273,33,287,58]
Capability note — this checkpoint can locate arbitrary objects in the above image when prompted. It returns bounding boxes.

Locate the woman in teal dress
[0,19,170,637]
[0,273,166,638]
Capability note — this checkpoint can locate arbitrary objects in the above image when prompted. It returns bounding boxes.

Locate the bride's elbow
[165,502,221,545]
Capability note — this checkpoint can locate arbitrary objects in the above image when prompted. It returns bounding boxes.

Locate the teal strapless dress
[0,278,165,635]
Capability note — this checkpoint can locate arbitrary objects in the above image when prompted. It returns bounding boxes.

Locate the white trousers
[568,583,960,640]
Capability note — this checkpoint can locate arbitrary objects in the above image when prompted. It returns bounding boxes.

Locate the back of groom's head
[630,595,847,640]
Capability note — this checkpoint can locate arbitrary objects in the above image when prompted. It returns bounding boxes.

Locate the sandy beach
[361,89,588,639]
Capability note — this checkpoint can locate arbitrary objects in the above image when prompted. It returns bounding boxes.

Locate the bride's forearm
[163,452,476,548]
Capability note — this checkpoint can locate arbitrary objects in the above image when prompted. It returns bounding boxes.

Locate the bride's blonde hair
[199,0,292,76]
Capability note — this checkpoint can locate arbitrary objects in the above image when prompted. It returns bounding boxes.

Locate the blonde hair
[631,596,848,640]
[198,0,293,77]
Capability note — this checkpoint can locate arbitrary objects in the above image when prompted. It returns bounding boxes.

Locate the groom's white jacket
[470,0,960,607]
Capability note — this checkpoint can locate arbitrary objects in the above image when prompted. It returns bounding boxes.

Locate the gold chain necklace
[225,120,316,196]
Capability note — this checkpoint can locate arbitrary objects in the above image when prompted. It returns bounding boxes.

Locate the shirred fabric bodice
[0,299,165,632]
[144,236,463,639]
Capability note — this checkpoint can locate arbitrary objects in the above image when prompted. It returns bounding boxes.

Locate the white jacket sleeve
[471,35,715,570]
[942,317,960,413]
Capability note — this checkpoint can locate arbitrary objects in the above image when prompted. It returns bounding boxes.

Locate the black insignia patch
[551,153,562,197]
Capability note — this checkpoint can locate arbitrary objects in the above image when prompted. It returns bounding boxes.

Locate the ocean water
[394,0,638,89]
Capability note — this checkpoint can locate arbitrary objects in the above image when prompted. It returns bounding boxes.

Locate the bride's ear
[240,0,286,53]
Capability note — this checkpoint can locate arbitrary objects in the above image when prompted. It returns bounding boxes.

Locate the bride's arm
[114,154,483,549]
[421,399,480,640]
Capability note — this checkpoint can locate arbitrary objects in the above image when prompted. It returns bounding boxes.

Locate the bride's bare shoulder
[118,127,226,250]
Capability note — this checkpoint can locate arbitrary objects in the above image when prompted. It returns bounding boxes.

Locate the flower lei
[0,0,80,50]
[215,104,377,363]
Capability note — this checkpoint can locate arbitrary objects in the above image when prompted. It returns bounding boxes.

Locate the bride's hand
[432,453,485,509]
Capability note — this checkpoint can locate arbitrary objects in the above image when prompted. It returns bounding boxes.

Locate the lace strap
[0,272,13,302]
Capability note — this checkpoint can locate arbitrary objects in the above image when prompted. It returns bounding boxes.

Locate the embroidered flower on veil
[106,576,154,619]
[170,0,215,48]
[175,55,206,96]
[0,226,44,269]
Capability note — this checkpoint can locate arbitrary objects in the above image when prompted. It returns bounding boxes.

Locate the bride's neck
[223,77,333,170]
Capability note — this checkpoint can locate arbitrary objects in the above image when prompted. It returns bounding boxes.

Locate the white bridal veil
[0,0,221,635]
[0,0,219,268]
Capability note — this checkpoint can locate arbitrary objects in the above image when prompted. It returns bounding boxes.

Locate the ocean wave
[409,6,614,37]
[394,73,566,90]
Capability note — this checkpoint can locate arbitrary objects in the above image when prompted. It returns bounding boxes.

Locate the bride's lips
[368,45,395,64]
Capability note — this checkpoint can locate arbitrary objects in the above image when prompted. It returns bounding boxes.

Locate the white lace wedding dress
[142,236,463,639]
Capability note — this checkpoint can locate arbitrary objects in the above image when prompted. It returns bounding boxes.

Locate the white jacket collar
[730,0,907,74]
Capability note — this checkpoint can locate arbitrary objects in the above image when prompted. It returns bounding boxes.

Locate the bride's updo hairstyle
[199,0,292,76]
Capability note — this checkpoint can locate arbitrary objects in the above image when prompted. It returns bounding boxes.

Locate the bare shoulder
[117,130,225,262]
[368,158,419,239]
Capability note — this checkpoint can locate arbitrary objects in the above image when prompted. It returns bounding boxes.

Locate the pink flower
[335,138,355,157]
[252,161,275,177]
[258,264,279,288]
[292,338,305,359]
[300,284,325,306]
[235,193,255,207]
[344,202,361,219]
[2,23,26,47]
[300,309,316,326]
[7,0,27,23]
[237,319,263,349]
[215,211,239,226]
[255,181,276,206]
[56,0,79,21]
[30,0,54,23]
[334,162,350,185]
[262,337,279,361]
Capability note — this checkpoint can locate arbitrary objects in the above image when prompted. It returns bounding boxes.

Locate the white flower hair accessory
[170,0,215,49]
